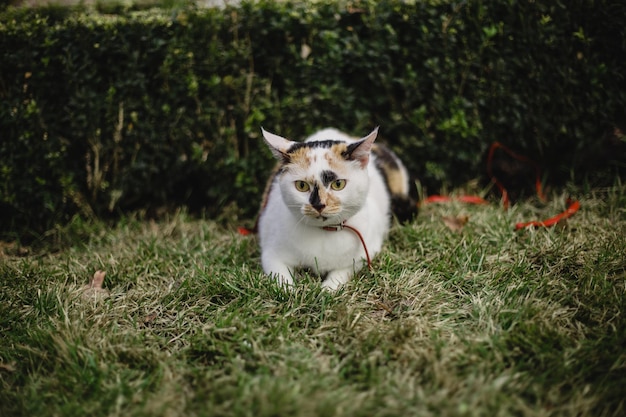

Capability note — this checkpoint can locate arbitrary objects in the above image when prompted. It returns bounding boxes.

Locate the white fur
[258,128,391,290]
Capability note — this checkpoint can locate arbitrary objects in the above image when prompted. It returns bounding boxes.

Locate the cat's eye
[294,180,310,192]
[330,179,347,190]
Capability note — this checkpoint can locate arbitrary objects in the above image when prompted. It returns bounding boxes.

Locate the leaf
[143,313,158,325]
[81,270,110,300]
[442,215,469,232]
[0,362,16,372]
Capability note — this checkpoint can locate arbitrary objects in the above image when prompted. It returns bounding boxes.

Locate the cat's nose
[312,203,326,213]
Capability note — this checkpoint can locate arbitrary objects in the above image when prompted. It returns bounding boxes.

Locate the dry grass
[1,186,625,416]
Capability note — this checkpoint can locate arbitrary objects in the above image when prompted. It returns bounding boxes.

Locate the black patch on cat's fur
[341,140,364,160]
[320,170,338,187]
[278,152,291,165]
[391,196,418,223]
[309,184,324,211]
[372,143,418,222]
[372,143,400,171]
[287,140,343,154]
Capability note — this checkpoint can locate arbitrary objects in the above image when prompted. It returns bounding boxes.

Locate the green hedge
[1,0,625,237]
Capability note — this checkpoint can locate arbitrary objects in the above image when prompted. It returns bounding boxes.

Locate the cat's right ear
[261,128,294,162]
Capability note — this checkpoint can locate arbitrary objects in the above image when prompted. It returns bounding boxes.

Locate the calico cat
[258,127,416,290]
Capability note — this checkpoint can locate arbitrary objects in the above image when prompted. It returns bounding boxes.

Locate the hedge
[1,0,625,238]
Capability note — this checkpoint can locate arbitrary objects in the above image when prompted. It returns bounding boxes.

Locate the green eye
[330,179,347,190]
[295,180,310,192]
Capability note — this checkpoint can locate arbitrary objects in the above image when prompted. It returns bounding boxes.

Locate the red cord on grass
[238,227,254,236]
[240,141,580,237]
[514,199,580,230]
[486,141,547,209]
[421,142,579,230]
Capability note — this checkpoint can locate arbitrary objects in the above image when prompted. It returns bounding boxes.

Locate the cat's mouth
[304,213,334,224]
[305,215,328,223]
[312,214,346,226]
[302,206,342,224]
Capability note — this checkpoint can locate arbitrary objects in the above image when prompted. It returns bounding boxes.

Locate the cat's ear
[261,128,294,161]
[344,127,379,168]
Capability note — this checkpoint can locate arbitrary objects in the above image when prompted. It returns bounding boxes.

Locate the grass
[1,185,625,416]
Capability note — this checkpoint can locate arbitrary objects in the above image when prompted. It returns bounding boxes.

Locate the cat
[257,127,416,290]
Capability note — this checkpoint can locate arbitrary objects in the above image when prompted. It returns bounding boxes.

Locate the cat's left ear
[344,127,379,168]
[261,128,294,161]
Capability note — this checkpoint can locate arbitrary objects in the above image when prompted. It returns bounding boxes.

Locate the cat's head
[261,128,378,227]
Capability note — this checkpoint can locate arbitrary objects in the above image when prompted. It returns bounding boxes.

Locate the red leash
[514,198,580,230]
[421,141,579,230]
[322,222,372,270]
[241,142,580,237]
[238,226,254,236]
[486,141,546,209]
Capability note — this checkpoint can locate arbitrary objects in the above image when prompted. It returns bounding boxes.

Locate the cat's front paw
[321,279,342,291]
[321,268,353,291]
[272,273,294,290]
[262,259,295,290]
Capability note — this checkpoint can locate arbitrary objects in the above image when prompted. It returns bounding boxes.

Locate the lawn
[1,186,625,416]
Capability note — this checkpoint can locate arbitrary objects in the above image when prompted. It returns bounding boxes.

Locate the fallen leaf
[143,313,158,324]
[91,270,106,288]
[0,241,29,258]
[0,362,16,372]
[442,215,469,232]
[81,270,110,300]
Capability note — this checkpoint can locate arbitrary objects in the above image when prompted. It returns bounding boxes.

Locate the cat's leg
[262,256,296,288]
[321,267,355,291]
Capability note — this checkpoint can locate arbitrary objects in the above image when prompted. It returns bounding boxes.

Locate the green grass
[1,186,625,416]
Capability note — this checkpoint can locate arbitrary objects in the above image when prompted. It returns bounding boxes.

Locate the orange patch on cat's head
[322,189,342,214]
[287,147,312,169]
[324,143,349,172]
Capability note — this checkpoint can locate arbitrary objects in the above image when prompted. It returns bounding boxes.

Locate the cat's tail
[372,143,418,223]
[390,195,418,223]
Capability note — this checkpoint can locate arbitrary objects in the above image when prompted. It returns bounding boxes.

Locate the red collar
[321,222,345,232]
